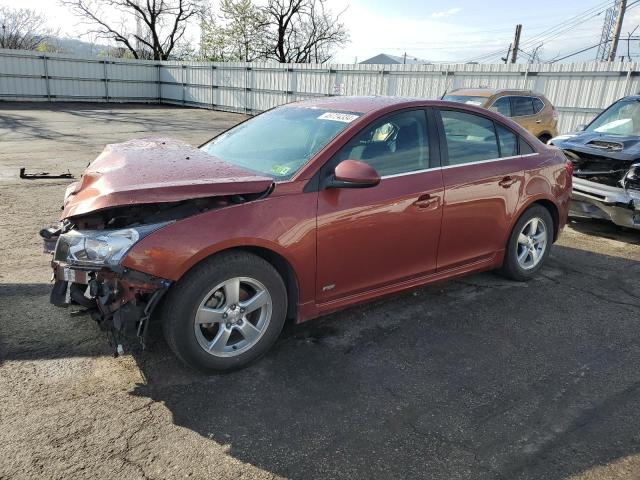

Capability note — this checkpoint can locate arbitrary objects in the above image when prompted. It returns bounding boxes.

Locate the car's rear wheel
[499,205,554,281]
[161,251,287,373]
[537,133,551,144]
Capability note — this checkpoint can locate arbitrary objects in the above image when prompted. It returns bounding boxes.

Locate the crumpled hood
[62,138,273,219]
[552,131,640,161]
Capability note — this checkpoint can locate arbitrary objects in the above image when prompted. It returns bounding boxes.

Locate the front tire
[161,251,287,373]
[499,205,554,281]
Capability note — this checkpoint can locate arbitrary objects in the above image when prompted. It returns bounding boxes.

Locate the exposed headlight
[55,222,169,267]
[623,163,640,191]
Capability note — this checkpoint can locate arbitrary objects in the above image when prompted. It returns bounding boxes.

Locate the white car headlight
[55,222,169,267]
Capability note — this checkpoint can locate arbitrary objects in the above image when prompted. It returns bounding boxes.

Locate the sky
[3,0,640,64]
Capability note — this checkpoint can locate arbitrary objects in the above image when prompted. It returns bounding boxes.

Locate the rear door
[510,96,540,136]
[435,108,526,270]
[315,109,444,302]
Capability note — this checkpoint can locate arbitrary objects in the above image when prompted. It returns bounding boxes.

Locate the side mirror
[325,160,381,189]
[576,124,587,132]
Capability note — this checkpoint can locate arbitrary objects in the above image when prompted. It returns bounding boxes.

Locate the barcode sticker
[317,112,359,123]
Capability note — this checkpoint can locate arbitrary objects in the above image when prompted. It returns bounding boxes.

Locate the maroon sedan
[43,96,572,372]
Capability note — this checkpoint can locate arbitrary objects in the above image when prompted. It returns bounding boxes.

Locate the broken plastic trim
[20,167,73,180]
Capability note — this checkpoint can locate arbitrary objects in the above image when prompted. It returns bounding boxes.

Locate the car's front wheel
[161,251,287,373]
[499,205,554,281]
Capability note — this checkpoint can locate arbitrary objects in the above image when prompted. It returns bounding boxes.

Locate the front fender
[121,190,318,304]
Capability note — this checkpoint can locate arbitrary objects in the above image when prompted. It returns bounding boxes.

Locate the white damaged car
[549,96,640,230]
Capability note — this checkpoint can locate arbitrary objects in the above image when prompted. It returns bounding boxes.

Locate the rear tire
[537,134,551,144]
[161,251,287,373]
[498,205,554,282]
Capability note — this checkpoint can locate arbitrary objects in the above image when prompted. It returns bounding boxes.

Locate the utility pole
[511,24,522,63]
[502,43,512,64]
[608,0,627,62]
[403,52,407,65]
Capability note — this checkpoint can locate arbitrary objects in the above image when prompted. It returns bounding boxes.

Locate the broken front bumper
[49,260,172,351]
[570,177,640,229]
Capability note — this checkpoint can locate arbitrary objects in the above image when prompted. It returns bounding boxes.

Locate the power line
[549,34,640,62]
[550,42,605,62]
[465,0,616,62]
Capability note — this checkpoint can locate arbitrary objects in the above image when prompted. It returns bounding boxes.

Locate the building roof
[359,53,429,65]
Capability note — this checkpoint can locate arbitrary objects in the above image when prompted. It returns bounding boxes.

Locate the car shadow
[2,246,639,478]
[568,216,640,245]
[123,245,640,479]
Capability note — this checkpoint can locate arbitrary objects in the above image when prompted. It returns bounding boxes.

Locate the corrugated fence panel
[47,58,103,79]
[5,49,640,132]
[49,78,104,99]
[108,81,157,100]
[0,75,45,97]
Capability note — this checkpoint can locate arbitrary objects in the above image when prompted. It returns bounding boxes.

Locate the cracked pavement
[1,103,640,480]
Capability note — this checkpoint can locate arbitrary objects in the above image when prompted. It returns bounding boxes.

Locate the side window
[333,110,429,177]
[440,110,499,165]
[512,96,535,116]
[532,97,545,114]
[519,137,535,154]
[495,124,518,157]
[489,96,512,117]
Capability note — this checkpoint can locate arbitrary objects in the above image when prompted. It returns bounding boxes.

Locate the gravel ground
[1,103,640,480]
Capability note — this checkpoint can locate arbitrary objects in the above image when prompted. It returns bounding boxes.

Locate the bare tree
[262,0,349,63]
[200,0,268,62]
[60,0,204,60]
[0,7,58,51]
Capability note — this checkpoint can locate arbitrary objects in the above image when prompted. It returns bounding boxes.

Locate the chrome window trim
[379,153,539,177]
[441,153,539,170]
[381,168,436,179]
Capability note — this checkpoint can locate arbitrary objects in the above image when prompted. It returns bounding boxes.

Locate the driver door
[315,109,444,303]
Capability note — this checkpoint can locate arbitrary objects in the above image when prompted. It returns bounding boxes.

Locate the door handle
[413,193,440,209]
[535,120,542,123]
[498,176,518,188]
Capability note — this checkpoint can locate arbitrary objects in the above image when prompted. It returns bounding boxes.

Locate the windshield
[200,107,360,180]
[442,95,488,106]
[587,100,640,136]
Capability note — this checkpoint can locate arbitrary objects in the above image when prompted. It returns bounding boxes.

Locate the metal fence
[2,48,640,133]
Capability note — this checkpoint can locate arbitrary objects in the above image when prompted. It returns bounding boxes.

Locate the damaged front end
[560,148,640,229]
[42,191,271,355]
[42,217,173,355]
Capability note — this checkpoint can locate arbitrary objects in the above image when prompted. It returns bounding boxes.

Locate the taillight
[552,109,559,121]
[565,158,574,176]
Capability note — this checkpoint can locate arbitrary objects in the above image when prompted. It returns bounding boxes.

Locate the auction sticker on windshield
[317,112,360,123]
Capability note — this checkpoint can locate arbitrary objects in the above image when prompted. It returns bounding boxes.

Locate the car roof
[288,96,438,114]
[446,88,539,98]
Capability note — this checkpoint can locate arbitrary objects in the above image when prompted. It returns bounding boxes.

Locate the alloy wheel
[193,277,272,357]
[516,217,548,270]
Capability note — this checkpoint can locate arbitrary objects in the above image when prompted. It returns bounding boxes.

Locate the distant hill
[52,37,115,57]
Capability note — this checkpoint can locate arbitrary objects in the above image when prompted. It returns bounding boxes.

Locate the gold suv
[442,88,558,143]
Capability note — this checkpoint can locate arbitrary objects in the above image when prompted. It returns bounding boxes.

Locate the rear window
[512,96,535,116]
[440,110,499,165]
[532,97,545,114]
